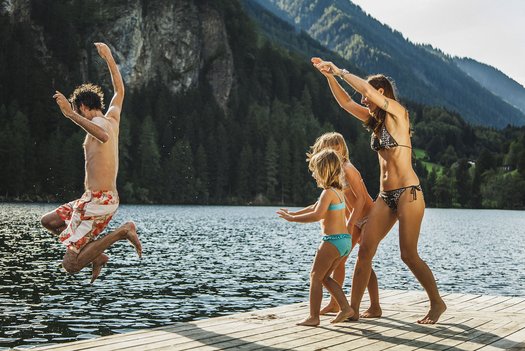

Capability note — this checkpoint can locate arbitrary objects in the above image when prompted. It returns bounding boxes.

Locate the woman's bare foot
[296,316,320,327]
[123,222,142,258]
[360,305,382,318]
[417,299,447,324]
[320,301,339,315]
[91,254,109,284]
[330,307,354,324]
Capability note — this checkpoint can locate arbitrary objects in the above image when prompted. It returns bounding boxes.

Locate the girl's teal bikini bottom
[322,234,352,257]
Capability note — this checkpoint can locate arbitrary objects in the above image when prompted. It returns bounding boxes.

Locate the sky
[350,0,525,87]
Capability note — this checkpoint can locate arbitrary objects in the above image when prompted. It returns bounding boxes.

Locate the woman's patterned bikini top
[370,124,411,152]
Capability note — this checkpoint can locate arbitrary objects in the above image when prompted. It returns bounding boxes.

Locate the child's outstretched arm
[280,202,317,216]
[277,191,330,223]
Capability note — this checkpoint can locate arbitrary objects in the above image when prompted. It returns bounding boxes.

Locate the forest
[1,0,524,209]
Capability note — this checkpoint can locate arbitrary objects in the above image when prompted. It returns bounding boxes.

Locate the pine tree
[7,110,30,196]
[433,172,453,208]
[194,144,210,203]
[166,139,195,203]
[253,148,266,197]
[236,144,253,201]
[214,123,230,201]
[279,139,291,205]
[137,115,161,201]
[454,158,471,208]
[265,137,279,200]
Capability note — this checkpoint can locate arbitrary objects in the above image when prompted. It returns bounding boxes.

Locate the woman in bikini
[312,57,446,324]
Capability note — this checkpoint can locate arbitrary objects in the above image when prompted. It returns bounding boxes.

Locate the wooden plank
[124,308,310,351]
[355,316,479,351]
[239,311,407,350]
[476,324,525,351]
[476,296,517,312]
[31,302,309,351]
[299,314,460,351]
[497,298,525,313]
[107,305,310,351]
[29,290,525,351]
[455,294,502,312]
[448,320,516,351]
[154,309,400,351]
[488,296,525,313]
[405,318,496,350]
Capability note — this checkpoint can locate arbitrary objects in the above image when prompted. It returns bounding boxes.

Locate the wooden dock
[31,289,525,350]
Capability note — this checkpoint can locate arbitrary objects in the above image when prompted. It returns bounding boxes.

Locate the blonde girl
[277,149,354,326]
[308,132,382,318]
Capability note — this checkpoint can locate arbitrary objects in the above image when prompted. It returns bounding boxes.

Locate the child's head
[307,132,349,163]
[308,149,343,190]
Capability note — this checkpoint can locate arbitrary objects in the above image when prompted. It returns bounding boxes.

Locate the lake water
[0,203,524,349]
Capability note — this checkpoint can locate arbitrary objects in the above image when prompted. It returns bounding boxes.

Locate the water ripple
[0,204,524,349]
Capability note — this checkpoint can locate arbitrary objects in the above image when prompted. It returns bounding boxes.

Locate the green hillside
[455,57,525,115]
[251,0,525,128]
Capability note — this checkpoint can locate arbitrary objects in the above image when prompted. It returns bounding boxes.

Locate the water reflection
[0,204,524,349]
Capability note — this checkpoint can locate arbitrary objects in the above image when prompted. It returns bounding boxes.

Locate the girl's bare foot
[347,306,360,321]
[360,305,382,318]
[123,222,142,258]
[320,302,339,315]
[296,316,320,327]
[330,307,354,323]
[417,299,447,324]
[91,254,109,284]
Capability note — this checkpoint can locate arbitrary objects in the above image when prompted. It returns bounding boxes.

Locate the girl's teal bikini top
[327,188,345,211]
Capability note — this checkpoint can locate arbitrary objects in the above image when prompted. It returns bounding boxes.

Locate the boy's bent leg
[41,210,67,235]
[62,222,141,274]
[91,253,109,283]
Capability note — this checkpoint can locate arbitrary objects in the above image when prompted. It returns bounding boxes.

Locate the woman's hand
[311,57,340,76]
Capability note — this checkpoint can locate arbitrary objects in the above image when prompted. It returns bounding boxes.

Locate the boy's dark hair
[69,83,105,111]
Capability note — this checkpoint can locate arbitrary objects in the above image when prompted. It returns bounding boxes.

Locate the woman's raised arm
[312,57,370,122]
[313,58,406,120]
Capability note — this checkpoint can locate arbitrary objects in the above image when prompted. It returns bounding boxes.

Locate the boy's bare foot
[296,316,320,327]
[123,222,142,258]
[330,307,354,324]
[320,302,339,315]
[360,305,382,318]
[91,254,109,284]
[417,299,447,324]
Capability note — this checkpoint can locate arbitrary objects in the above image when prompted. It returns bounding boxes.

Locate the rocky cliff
[1,0,233,110]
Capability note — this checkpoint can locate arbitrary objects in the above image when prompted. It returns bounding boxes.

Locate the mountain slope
[241,0,365,76]
[251,0,525,127]
[455,57,525,115]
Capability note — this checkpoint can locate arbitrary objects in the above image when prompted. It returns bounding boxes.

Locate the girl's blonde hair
[308,149,343,190]
[306,132,349,163]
